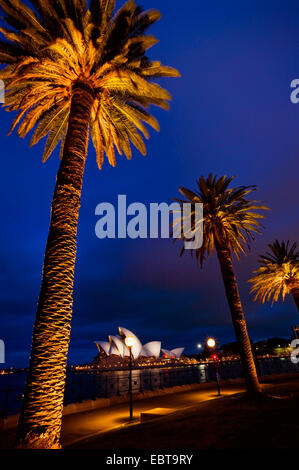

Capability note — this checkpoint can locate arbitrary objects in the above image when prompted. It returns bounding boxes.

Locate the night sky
[1,0,299,367]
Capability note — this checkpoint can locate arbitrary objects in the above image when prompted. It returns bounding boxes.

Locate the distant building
[161,348,185,359]
[293,325,299,339]
[94,327,185,368]
[220,337,291,359]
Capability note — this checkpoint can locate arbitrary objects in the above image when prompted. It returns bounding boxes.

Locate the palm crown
[249,240,299,304]
[0,0,179,167]
[175,174,267,266]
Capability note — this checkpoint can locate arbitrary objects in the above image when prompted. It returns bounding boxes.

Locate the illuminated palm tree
[249,240,299,312]
[0,0,179,448]
[174,174,268,394]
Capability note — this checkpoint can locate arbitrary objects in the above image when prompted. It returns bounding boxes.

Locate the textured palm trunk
[291,286,299,313]
[215,242,261,395]
[15,80,95,449]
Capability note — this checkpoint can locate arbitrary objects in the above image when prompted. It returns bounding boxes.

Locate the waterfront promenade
[0,380,246,448]
[1,373,298,449]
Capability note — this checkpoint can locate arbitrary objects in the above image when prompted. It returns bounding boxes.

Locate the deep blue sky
[1,0,299,367]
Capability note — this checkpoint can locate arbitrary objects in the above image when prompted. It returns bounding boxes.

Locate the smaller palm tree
[249,240,299,312]
[174,174,268,394]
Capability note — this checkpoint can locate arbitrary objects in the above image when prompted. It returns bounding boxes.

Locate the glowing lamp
[197,343,202,349]
[125,336,135,348]
[207,338,216,348]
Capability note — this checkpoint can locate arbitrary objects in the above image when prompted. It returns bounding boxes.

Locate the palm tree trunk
[15,80,95,449]
[291,286,299,313]
[215,243,262,394]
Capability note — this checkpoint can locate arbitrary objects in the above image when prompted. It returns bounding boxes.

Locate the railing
[0,366,204,418]
[0,356,298,418]
[63,366,204,405]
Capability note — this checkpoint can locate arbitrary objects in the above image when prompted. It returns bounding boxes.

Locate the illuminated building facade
[94,327,184,368]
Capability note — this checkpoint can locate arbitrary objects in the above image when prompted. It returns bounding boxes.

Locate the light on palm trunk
[16,81,94,449]
[0,0,179,448]
[215,242,261,393]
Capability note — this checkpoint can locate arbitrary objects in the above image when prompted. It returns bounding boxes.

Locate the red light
[212,354,218,361]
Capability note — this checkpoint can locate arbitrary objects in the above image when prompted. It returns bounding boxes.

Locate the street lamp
[125,336,135,421]
[197,343,202,349]
[206,337,220,396]
[207,337,216,349]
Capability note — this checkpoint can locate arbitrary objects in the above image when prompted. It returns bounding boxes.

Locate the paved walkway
[61,382,245,447]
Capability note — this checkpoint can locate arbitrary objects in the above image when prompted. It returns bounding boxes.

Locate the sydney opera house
[94,327,185,369]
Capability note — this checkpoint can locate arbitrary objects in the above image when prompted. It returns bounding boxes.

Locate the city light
[207,338,216,348]
[124,336,135,348]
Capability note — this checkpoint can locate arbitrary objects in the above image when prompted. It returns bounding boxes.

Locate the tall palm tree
[0,0,179,448]
[174,174,268,395]
[249,240,299,312]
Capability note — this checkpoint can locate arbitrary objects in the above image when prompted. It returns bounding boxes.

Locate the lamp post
[197,343,202,363]
[206,337,221,396]
[125,336,134,421]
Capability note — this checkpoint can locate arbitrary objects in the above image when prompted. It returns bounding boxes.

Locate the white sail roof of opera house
[95,327,184,360]
[141,341,161,359]
[109,335,130,358]
[97,340,121,356]
[118,327,143,359]
[97,341,112,356]
[171,348,185,358]
[162,347,185,358]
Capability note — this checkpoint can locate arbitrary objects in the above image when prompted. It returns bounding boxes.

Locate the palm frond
[174,174,268,266]
[0,0,179,164]
[249,240,299,304]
